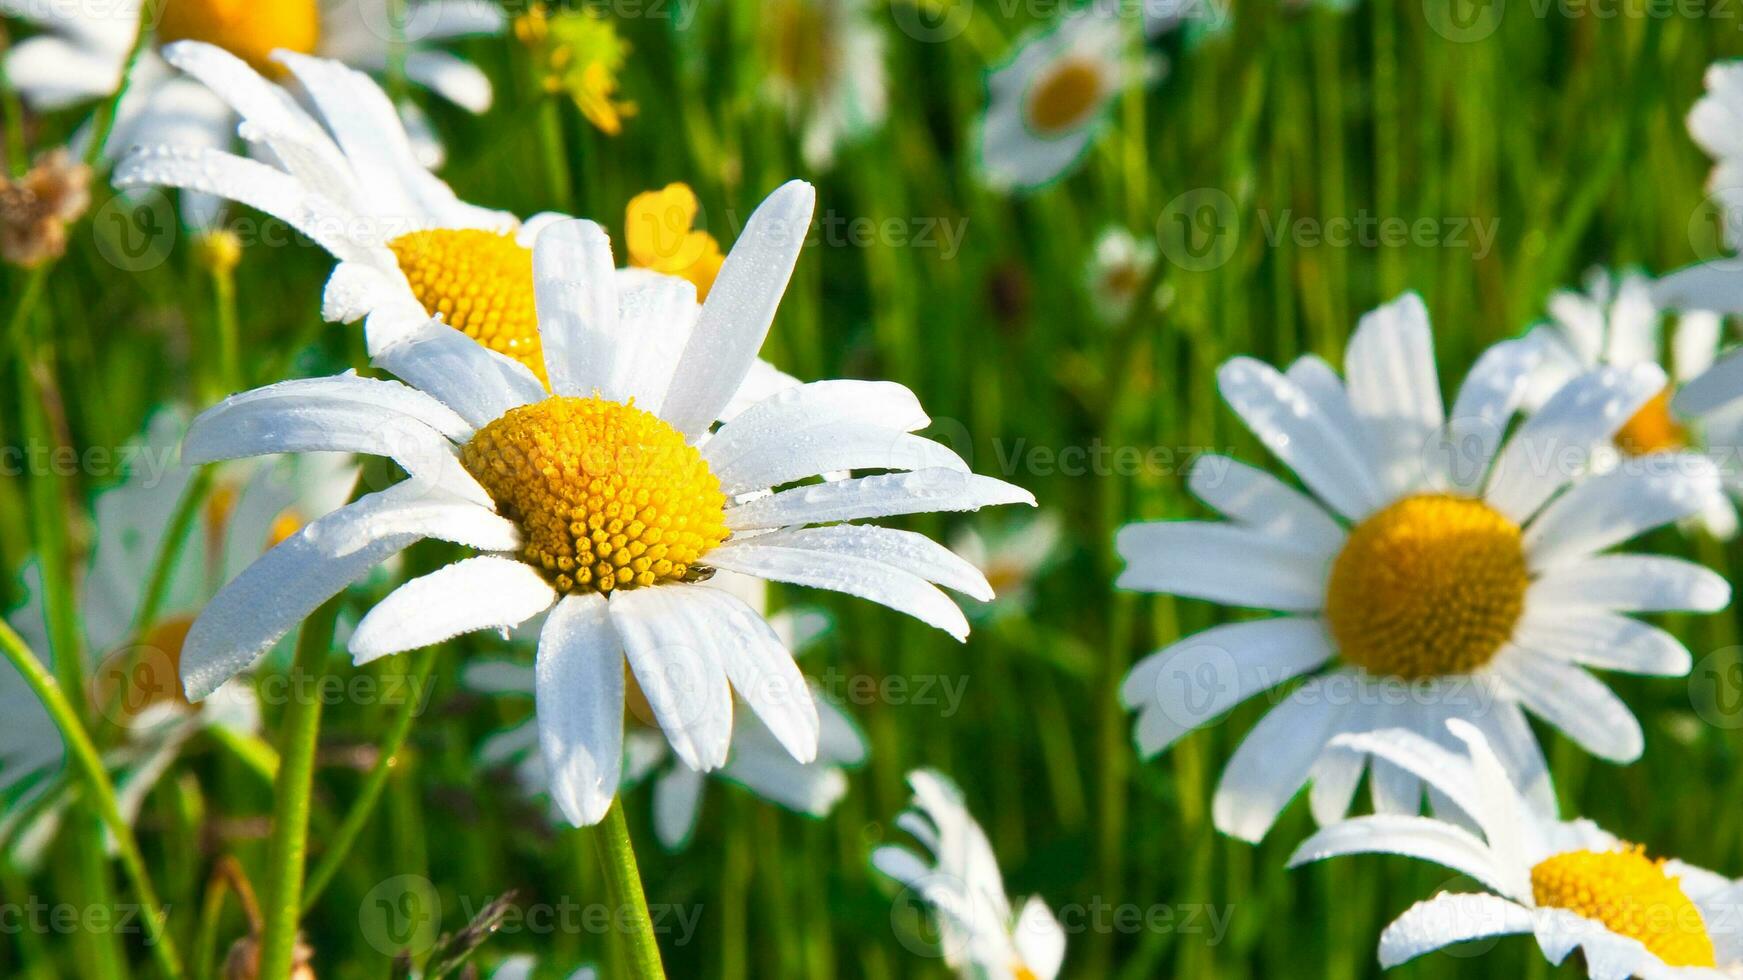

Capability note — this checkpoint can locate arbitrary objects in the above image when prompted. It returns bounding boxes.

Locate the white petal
[704,380,932,465]
[1653,260,1743,316]
[1122,618,1333,756]
[1286,815,1512,895]
[372,319,545,429]
[1185,455,1345,557]
[652,766,706,850]
[1114,522,1329,610]
[709,425,967,496]
[1464,699,1556,818]
[1344,293,1446,496]
[1522,455,1720,570]
[403,49,492,113]
[611,272,699,415]
[1677,347,1743,417]
[608,588,736,771]
[5,35,125,109]
[1488,647,1644,762]
[1212,682,1339,842]
[675,585,819,763]
[726,471,1035,530]
[322,262,407,324]
[1511,608,1693,676]
[719,359,803,424]
[1012,897,1067,980]
[1528,555,1731,613]
[185,373,471,445]
[181,483,458,699]
[725,525,994,601]
[112,145,368,262]
[708,540,972,641]
[1442,337,1544,494]
[349,557,555,663]
[1217,357,1384,520]
[460,659,533,696]
[663,181,817,438]
[532,220,623,398]
[1674,311,1723,383]
[1377,893,1538,969]
[536,594,625,827]
[1484,364,1666,523]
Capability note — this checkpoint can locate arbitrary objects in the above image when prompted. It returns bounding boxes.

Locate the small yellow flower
[516,5,637,136]
[625,183,725,300]
[193,228,244,276]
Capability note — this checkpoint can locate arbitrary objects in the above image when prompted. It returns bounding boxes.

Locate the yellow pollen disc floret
[1531,846,1717,967]
[388,229,547,383]
[1026,60,1104,135]
[1616,387,1689,457]
[1324,494,1528,679]
[157,0,320,77]
[460,396,730,596]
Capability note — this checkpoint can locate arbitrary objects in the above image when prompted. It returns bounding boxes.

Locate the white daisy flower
[171,180,1034,828]
[950,511,1062,616]
[760,0,888,171]
[0,0,501,181]
[1117,291,1730,843]
[1083,226,1160,323]
[110,41,566,364]
[1289,720,1743,979]
[979,6,1128,190]
[489,955,596,980]
[872,769,1066,980]
[1655,61,1743,314]
[1523,269,1740,537]
[465,572,868,851]
[2,411,345,866]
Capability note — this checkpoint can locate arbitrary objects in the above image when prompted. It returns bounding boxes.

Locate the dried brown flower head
[1,149,92,268]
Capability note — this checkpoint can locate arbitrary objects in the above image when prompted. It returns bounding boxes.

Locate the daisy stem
[0,60,27,178]
[592,798,667,979]
[256,594,343,980]
[538,98,575,214]
[81,3,154,171]
[210,260,240,395]
[0,619,186,980]
[299,644,438,913]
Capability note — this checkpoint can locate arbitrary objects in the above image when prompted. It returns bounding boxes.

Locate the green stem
[300,646,437,912]
[0,58,27,178]
[256,596,343,980]
[211,265,239,397]
[0,620,185,979]
[591,800,666,979]
[81,5,154,170]
[538,98,574,214]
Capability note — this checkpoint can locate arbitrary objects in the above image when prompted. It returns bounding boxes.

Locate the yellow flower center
[1026,60,1104,135]
[1324,494,1528,679]
[1531,846,1716,968]
[625,184,725,301]
[388,229,547,383]
[1615,387,1689,457]
[157,0,320,78]
[459,396,729,596]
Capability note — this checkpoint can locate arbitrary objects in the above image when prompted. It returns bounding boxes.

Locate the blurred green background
[6,0,1743,977]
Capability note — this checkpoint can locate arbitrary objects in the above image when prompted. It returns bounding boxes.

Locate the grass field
[6,0,1743,977]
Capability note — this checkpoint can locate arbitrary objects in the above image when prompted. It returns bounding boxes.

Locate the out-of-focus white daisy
[489,955,596,980]
[171,180,1033,829]
[979,6,1128,190]
[760,0,888,171]
[1118,291,1729,843]
[950,512,1062,616]
[872,769,1066,980]
[467,573,866,851]
[1083,226,1160,323]
[1,411,346,866]
[0,0,501,183]
[1290,721,1743,978]
[1655,61,1743,314]
[1524,269,1740,538]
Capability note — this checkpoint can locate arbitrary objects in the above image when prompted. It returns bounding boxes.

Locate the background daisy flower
[979,6,1128,190]
[1523,269,1739,537]
[0,0,502,202]
[1290,721,1743,978]
[1,411,345,868]
[466,572,866,851]
[1119,292,1729,842]
[872,769,1067,980]
[1083,226,1161,324]
[759,0,888,171]
[171,181,1032,828]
